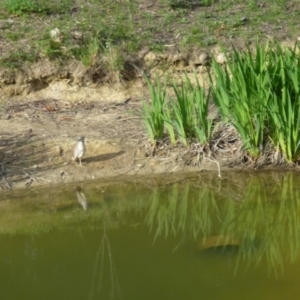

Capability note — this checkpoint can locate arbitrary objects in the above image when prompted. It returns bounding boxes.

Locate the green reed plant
[211,42,300,161]
[143,75,213,146]
[211,44,270,157]
[185,76,213,144]
[266,45,300,162]
[142,77,166,144]
[170,76,213,146]
[164,102,176,145]
[171,81,195,146]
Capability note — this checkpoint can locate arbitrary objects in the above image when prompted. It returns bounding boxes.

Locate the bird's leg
[79,157,82,166]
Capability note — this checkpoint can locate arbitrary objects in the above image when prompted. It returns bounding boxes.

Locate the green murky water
[1,171,300,300]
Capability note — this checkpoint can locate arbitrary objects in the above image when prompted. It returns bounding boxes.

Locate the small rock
[198,52,210,65]
[50,28,60,39]
[240,16,247,23]
[50,28,63,43]
[216,53,227,65]
[71,30,83,40]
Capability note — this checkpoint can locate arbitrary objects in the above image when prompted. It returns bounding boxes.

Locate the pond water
[1,171,300,300]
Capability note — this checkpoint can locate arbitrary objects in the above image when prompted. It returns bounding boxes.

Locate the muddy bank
[0,53,214,189]
[0,94,235,190]
[0,101,228,190]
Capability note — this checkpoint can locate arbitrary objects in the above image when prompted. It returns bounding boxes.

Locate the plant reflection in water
[89,201,121,300]
[143,172,300,277]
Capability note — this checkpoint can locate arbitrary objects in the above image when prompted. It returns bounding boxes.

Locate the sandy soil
[0,78,228,190]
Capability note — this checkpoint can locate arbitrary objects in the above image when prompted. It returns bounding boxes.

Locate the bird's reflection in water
[76,186,88,211]
[89,206,121,300]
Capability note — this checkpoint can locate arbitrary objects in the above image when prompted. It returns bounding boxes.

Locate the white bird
[73,136,86,166]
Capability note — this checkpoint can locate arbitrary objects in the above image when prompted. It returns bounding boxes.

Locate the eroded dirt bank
[0,54,212,189]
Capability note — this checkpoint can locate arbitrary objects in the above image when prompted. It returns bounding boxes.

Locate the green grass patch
[0,49,36,68]
[3,0,73,14]
[0,0,298,69]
